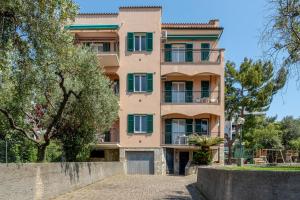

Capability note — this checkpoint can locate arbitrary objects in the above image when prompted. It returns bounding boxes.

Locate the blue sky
[74,0,300,120]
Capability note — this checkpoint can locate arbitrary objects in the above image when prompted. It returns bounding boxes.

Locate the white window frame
[172,44,186,63]
[133,74,147,92]
[134,115,147,133]
[172,82,186,103]
[134,33,146,51]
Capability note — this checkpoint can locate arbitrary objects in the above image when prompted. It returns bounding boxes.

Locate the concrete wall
[0,162,124,200]
[196,167,300,200]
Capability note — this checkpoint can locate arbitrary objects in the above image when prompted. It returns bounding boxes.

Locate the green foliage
[225,58,287,120]
[280,116,300,149]
[265,0,300,70]
[189,135,223,165]
[193,150,212,165]
[45,141,63,162]
[251,123,282,150]
[290,138,300,150]
[188,135,224,148]
[0,0,119,161]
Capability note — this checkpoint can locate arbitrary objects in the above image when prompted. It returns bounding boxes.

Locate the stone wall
[0,162,124,200]
[196,167,300,200]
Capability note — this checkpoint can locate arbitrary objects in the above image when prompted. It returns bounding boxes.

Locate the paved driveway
[54,175,204,200]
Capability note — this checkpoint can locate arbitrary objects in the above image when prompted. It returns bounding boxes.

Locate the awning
[65,24,119,30]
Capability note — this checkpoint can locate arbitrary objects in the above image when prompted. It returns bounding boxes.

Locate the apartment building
[67,6,225,175]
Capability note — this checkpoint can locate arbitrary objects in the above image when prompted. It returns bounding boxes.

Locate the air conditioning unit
[161,30,168,39]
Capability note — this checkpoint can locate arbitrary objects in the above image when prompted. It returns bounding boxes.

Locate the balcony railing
[164,132,220,145]
[96,132,119,144]
[161,48,223,64]
[162,90,220,104]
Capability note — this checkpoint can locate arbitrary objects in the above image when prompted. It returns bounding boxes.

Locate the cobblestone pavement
[53,174,204,200]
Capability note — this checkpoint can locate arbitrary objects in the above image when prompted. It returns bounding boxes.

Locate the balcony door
[172,82,185,103]
[171,44,185,63]
[172,119,186,144]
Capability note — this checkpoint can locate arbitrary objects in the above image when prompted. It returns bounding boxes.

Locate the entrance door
[172,119,186,144]
[166,148,174,174]
[179,152,189,175]
[172,82,185,103]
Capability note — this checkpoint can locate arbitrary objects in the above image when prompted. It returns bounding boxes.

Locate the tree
[188,135,224,165]
[225,58,286,164]
[251,123,283,150]
[288,137,300,161]
[264,0,300,74]
[0,0,119,161]
[280,116,300,149]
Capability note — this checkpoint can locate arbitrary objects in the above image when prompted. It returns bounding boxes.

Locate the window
[134,74,147,92]
[171,44,185,62]
[134,33,146,51]
[195,119,209,135]
[134,115,147,133]
[172,82,185,103]
[201,43,210,61]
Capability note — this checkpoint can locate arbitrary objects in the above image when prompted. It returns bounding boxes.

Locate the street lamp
[237,117,245,166]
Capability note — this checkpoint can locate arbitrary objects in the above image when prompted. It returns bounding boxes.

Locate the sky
[74,0,300,120]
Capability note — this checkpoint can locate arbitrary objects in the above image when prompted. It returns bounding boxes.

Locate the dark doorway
[166,148,174,174]
[179,152,189,175]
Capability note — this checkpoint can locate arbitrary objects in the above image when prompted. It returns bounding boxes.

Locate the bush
[193,150,212,165]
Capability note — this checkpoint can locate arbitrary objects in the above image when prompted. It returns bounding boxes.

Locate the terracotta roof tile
[119,6,162,9]
[78,13,118,15]
[162,22,223,30]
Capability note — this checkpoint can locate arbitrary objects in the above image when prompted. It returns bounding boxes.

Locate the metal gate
[126,151,154,175]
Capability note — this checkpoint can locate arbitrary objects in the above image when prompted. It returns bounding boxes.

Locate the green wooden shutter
[164,44,172,62]
[185,43,193,62]
[195,119,202,134]
[146,73,153,92]
[127,74,134,92]
[201,81,210,98]
[185,81,193,103]
[201,43,210,61]
[128,115,134,134]
[164,81,172,103]
[127,32,134,52]
[186,119,193,135]
[146,32,153,51]
[147,115,153,133]
[103,42,110,52]
[165,119,172,144]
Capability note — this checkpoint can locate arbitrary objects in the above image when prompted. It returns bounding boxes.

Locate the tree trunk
[37,142,49,162]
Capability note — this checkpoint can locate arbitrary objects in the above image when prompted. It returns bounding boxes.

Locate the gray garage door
[126,151,154,175]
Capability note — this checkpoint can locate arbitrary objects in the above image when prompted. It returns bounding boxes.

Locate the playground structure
[254,149,299,164]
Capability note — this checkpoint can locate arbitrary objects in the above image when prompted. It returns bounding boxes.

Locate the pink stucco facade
[69,6,225,175]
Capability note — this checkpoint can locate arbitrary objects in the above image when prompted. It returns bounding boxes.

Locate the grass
[222,165,300,171]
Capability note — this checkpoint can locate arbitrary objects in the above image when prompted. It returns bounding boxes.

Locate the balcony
[95,120,120,149]
[74,31,120,67]
[161,48,224,76]
[161,90,222,116]
[163,131,220,146]
[162,90,220,104]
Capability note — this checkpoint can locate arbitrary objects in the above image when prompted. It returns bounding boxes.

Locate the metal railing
[164,131,220,145]
[96,132,119,144]
[161,48,223,64]
[162,90,220,104]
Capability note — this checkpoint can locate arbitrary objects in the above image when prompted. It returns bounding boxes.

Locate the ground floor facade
[90,146,224,175]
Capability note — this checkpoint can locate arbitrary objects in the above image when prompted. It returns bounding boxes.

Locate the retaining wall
[196,167,300,200]
[0,162,124,200]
